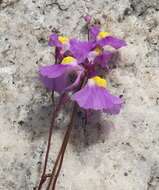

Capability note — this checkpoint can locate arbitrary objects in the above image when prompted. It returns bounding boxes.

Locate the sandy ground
[0,0,159,189]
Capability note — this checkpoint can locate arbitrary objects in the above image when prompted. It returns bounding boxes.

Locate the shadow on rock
[21,93,73,142]
[70,110,115,152]
[21,97,115,152]
[21,103,53,141]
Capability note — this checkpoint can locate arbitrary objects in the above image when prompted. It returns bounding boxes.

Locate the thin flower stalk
[46,103,77,190]
[37,93,66,190]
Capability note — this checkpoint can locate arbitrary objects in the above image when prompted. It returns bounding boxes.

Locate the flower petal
[70,39,93,62]
[39,73,70,93]
[48,33,62,47]
[94,51,113,68]
[39,63,84,93]
[89,26,100,41]
[98,36,127,49]
[39,64,68,78]
[72,84,122,114]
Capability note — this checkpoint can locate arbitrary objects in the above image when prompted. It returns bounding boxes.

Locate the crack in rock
[138,6,159,17]
[147,163,159,190]
[46,0,68,11]
[0,0,20,10]
[129,0,159,17]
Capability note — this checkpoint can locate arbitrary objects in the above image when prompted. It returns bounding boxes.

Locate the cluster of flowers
[39,20,126,114]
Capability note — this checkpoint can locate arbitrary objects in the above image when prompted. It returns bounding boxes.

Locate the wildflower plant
[37,16,126,190]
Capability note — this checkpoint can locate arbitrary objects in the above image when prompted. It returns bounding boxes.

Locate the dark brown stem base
[46,103,77,190]
[37,94,65,190]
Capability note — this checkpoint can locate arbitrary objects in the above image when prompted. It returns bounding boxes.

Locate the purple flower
[39,23,126,115]
[48,33,70,53]
[72,76,122,114]
[39,56,84,93]
[37,19,127,190]
[89,26,126,49]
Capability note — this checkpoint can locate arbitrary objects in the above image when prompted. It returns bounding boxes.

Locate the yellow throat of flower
[91,76,107,88]
[61,56,76,65]
[97,31,110,40]
[58,36,69,44]
[94,47,103,55]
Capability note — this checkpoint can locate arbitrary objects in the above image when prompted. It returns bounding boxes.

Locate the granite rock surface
[0,0,159,189]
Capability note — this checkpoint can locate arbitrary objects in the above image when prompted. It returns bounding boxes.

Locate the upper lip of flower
[89,26,127,49]
[69,39,94,63]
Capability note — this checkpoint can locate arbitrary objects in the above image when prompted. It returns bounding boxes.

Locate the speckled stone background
[0,0,159,189]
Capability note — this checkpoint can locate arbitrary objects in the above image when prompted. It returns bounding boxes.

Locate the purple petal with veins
[70,39,94,62]
[72,83,122,114]
[39,64,83,93]
[98,36,127,49]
